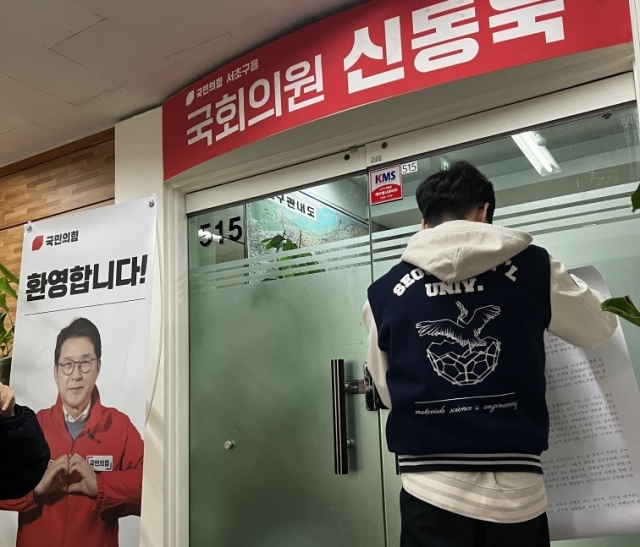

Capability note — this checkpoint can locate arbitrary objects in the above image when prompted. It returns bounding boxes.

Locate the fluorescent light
[511,131,561,176]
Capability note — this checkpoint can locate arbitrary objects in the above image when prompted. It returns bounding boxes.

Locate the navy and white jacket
[363,221,617,475]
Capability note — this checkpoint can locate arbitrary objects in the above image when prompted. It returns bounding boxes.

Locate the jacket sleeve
[0,405,50,501]
[548,257,618,348]
[363,300,392,409]
[0,490,39,513]
[93,418,143,520]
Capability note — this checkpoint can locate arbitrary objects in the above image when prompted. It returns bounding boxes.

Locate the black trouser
[400,489,550,547]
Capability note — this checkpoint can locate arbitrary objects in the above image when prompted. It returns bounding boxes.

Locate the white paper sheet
[543,266,640,540]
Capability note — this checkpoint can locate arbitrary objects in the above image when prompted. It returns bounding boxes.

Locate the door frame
[163,73,637,547]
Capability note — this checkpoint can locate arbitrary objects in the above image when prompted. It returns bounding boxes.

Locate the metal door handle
[331,359,386,475]
[331,359,349,475]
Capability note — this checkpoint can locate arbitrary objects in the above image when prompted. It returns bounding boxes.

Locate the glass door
[188,175,388,547]
[187,102,640,547]
[368,104,640,547]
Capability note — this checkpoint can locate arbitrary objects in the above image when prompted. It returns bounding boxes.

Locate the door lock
[343,365,387,411]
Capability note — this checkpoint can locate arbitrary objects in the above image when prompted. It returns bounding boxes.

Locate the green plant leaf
[0,327,12,344]
[0,263,18,284]
[268,235,285,250]
[0,277,17,300]
[0,294,9,314]
[632,183,640,213]
[0,324,14,351]
[282,239,298,251]
[601,296,640,327]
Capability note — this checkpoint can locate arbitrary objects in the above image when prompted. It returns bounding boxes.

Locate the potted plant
[261,232,322,279]
[0,262,18,385]
[601,184,640,327]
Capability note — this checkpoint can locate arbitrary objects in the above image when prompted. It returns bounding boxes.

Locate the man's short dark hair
[54,317,102,364]
[415,161,496,226]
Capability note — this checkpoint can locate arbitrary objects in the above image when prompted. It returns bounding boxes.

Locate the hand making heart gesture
[33,454,98,501]
[67,454,98,498]
[34,455,70,500]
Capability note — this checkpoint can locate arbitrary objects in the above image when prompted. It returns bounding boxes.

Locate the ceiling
[0,0,367,169]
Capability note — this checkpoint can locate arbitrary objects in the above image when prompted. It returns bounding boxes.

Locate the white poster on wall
[0,197,157,547]
[544,266,640,540]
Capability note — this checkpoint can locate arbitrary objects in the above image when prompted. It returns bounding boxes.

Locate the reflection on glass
[369,105,640,232]
[511,131,561,176]
[189,175,371,288]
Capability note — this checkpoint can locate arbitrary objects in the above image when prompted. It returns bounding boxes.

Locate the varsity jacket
[0,388,143,547]
[364,221,617,475]
[0,405,50,500]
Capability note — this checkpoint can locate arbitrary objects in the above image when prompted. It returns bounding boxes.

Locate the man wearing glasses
[0,317,143,547]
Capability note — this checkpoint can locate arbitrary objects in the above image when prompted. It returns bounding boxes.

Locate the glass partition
[188,174,387,547]
[188,102,640,547]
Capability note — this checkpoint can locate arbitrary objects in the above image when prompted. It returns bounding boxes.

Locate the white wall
[114,109,165,547]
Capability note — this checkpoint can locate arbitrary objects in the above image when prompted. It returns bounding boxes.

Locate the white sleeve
[548,257,618,348]
[362,299,392,409]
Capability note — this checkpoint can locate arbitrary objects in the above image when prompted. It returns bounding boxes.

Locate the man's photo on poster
[0,311,147,547]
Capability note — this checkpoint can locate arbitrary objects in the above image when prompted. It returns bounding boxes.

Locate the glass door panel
[188,100,640,547]
[368,104,640,547]
[188,176,387,547]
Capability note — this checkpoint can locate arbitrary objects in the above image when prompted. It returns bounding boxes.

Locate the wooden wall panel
[0,224,25,321]
[0,139,115,231]
[0,225,22,283]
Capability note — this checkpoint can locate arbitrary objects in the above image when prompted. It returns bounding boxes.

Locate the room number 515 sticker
[199,216,243,246]
[402,161,418,174]
[215,216,243,241]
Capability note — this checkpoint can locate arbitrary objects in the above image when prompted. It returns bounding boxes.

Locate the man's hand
[34,455,69,499]
[0,384,15,418]
[68,454,98,498]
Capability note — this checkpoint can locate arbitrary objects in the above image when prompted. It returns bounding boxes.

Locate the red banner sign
[162,0,632,180]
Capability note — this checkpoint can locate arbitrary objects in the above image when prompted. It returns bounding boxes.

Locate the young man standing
[363,161,618,547]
